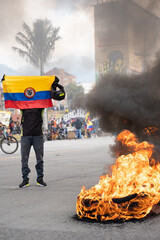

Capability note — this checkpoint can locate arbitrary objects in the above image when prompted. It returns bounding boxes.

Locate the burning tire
[76,130,160,221]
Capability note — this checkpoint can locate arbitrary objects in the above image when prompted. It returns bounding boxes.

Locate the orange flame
[76,130,160,221]
[144,127,159,136]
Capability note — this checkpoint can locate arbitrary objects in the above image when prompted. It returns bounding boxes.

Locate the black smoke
[86,56,160,140]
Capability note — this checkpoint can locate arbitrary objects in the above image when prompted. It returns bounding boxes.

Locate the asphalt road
[0,135,160,240]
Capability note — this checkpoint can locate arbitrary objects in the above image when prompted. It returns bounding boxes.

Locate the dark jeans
[21,135,44,181]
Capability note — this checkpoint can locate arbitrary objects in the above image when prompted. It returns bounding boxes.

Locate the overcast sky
[0,0,94,70]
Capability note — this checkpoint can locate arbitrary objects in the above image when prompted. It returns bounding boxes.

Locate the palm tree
[12,19,61,75]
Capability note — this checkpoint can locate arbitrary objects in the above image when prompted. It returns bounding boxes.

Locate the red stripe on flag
[5,99,53,109]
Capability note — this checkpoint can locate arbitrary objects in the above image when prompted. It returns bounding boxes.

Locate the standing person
[53,118,57,130]
[19,108,46,188]
[51,118,57,132]
[19,77,66,188]
[74,117,82,139]
[86,119,93,138]
[12,122,17,135]
[9,119,14,134]
[60,117,66,130]
[16,121,21,134]
[2,75,65,188]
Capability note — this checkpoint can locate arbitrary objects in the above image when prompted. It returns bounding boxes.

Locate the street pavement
[0,135,160,240]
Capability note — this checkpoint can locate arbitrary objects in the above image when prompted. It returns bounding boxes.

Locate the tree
[12,19,61,75]
[70,91,86,110]
[65,82,86,110]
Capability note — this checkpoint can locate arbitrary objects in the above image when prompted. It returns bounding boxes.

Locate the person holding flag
[84,112,93,138]
[2,75,65,188]
[86,119,94,138]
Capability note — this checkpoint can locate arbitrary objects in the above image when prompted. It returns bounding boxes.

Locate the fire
[76,130,160,221]
[143,127,159,136]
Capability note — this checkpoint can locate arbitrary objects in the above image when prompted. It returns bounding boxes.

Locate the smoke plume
[87,56,160,140]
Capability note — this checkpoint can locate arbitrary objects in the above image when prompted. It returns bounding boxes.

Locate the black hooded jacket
[21,108,44,136]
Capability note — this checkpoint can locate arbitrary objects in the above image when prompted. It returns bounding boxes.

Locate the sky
[1,0,159,83]
[0,0,94,70]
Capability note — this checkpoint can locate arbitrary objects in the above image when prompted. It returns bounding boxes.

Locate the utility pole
[41,73,48,131]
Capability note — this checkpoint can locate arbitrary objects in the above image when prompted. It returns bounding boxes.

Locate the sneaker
[19,180,29,188]
[37,179,47,187]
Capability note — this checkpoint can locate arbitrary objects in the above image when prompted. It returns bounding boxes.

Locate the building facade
[45,68,76,87]
[93,0,160,79]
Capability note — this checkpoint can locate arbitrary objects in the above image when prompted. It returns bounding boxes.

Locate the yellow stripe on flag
[3,76,55,93]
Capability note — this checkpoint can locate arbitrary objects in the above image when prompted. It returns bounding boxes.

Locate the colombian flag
[87,120,93,132]
[2,76,55,109]
[84,112,93,131]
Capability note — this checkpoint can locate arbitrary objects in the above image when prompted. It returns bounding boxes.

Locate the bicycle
[0,132,19,154]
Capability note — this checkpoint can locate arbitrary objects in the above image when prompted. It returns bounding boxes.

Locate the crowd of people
[0,120,21,137]
[0,116,101,141]
[45,117,100,141]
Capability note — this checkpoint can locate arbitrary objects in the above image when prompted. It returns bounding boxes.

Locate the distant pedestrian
[74,118,82,139]
[9,119,14,133]
[16,121,21,134]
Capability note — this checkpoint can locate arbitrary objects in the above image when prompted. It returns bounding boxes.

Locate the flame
[144,127,159,136]
[76,130,160,221]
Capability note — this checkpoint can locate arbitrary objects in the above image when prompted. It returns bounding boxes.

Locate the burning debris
[76,57,160,222]
[76,130,160,221]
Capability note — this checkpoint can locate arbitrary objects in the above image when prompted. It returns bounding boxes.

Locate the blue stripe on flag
[4,91,51,101]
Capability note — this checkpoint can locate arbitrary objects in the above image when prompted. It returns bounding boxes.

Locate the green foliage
[65,82,86,110]
[12,19,61,75]
[65,82,84,100]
